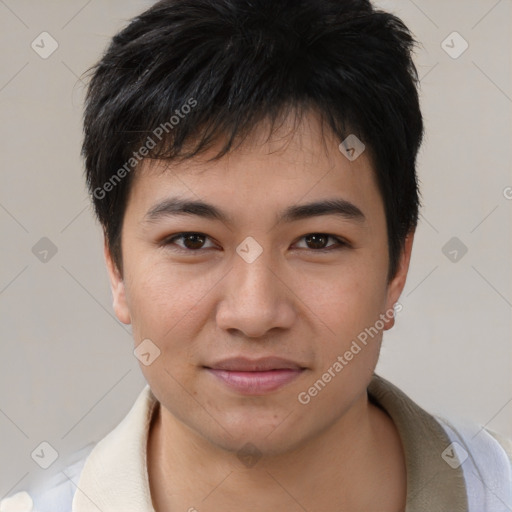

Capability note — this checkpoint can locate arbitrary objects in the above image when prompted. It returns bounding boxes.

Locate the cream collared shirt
[3,374,512,512]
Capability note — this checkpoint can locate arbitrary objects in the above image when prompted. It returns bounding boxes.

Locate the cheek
[124,260,218,353]
[295,268,388,392]
[297,258,387,338]
[126,268,176,337]
[126,266,207,398]
[294,268,386,412]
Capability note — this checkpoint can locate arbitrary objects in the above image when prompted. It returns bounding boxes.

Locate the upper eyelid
[294,234,348,248]
[165,232,348,249]
[166,232,217,248]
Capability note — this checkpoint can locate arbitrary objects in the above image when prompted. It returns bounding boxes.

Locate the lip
[206,356,304,372]
[204,357,306,395]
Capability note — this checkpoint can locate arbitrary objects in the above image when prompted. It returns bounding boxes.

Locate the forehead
[125,110,384,228]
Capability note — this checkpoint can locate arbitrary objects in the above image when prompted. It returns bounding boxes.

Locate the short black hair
[82,0,423,280]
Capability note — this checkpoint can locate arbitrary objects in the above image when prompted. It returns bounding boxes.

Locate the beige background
[1,0,511,497]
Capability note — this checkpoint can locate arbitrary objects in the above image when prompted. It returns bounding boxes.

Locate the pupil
[184,234,204,249]
[306,234,327,249]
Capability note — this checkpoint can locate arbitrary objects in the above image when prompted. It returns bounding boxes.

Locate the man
[2,0,511,511]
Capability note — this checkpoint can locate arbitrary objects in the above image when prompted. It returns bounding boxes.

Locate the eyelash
[161,232,349,254]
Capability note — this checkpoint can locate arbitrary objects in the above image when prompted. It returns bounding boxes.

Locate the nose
[215,247,296,339]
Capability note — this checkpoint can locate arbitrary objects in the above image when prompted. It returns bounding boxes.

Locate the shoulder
[436,415,512,468]
[0,443,94,512]
[435,415,512,509]
[485,426,512,465]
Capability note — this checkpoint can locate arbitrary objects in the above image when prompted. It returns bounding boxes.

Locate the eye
[294,233,348,251]
[161,232,349,253]
[163,232,217,252]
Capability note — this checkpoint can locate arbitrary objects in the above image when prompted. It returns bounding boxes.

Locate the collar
[73,375,468,512]
[72,384,157,512]
[368,374,468,512]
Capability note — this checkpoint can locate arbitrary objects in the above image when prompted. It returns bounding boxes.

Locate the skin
[105,110,414,512]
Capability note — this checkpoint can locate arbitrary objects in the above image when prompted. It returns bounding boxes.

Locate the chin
[190,408,309,457]
[209,428,305,460]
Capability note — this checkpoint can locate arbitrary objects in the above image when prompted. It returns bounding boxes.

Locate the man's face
[105,111,412,455]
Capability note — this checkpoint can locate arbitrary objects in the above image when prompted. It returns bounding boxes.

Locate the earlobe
[103,237,132,325]
[383,231,415,331]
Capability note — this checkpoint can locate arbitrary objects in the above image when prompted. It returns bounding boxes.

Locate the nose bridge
[234,247,277,300]
[231,239,281,306]
[215,241,294,337]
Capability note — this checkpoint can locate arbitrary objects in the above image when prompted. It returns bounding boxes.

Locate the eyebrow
[143,197,366,225]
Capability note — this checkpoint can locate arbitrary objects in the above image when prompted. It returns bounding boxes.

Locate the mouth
[203,356,307,395]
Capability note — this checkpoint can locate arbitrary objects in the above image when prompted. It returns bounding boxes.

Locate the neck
[147,392,406,512]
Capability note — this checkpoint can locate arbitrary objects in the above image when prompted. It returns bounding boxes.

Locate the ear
[104,236,131,325]
[383,230,415,331]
